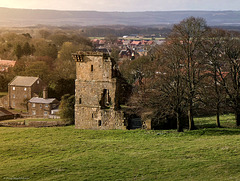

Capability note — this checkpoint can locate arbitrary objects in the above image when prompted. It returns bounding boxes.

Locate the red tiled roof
[131,41,141,45]
[99,40,106,44]
[0,60,16,72]
[147,41,154,45]
[92,39,99,43]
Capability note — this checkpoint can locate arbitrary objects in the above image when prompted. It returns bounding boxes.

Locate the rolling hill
[0,7,240,27]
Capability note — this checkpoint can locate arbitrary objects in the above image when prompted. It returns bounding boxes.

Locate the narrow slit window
[79,98,82,104]
[98,120,102,126]
[91,65,93,72]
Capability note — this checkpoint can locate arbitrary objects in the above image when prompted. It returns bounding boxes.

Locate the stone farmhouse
[28,97,59,118]
[0,76,60,119]
[73,51,128,129]
[0,76,46,110]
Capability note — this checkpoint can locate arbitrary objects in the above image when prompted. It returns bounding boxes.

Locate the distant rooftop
[0,60,16,72]
[29,97,57,104]
[9,76,40,87]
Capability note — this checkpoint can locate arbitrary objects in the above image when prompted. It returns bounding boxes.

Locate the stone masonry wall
[73,51,126,130]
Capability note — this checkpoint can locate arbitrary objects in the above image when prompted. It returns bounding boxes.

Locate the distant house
[28,97,59,118]
[94,47,111,54]
[119,49,132,59]
[155,40,165,45]
[138,49,148,56]
[122,40,130,46]
[0,60,16,72]
[92,39,99,44]
[99,39,106,46]
[7,76,46,109]
[131,41,141,46]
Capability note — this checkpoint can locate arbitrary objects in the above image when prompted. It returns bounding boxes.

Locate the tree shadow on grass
[185,128,240,136]
[196,122,237,129]
[196,123,217,129]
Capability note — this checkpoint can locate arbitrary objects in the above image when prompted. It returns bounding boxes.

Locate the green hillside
[0,115,239,180]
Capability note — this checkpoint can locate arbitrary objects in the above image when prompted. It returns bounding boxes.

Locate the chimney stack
[43,87,48,99]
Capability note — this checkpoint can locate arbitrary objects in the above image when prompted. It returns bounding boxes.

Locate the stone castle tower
[73,51,127,129]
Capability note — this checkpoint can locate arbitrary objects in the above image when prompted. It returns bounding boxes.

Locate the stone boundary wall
[0,115,14,121]
[0,121,67,127]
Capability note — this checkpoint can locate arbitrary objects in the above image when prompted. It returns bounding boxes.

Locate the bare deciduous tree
[168,17,209,130]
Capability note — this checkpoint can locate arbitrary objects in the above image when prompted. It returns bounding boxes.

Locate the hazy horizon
[0,0,239,12]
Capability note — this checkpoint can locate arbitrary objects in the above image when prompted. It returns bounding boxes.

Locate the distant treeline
[213,26,240,32]
[2,25,240,39]
[80,25,240,37]
[81,26,172,37]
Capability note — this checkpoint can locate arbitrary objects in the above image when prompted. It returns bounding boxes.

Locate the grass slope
[0,115,240,180]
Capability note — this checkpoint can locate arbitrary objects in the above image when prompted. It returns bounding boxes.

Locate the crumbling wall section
[75,107,126,129]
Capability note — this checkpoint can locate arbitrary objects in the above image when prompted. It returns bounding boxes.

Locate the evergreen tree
[59,94,75,124]
[22,42,32,56]
[14,44,23,60]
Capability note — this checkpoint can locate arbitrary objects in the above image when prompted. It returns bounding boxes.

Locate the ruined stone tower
[73,51,127,129]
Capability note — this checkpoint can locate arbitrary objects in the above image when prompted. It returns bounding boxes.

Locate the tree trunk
[216,103,221,127]
[176,112,183,132]
[235,112,240,126]
[188,106,195,130]
[216,111,221,128]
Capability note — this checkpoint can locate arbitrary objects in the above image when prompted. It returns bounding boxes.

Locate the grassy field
[0,115,239,180]
[195,114,237,128]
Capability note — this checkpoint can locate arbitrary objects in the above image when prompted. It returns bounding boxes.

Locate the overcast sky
[0,0,239,11]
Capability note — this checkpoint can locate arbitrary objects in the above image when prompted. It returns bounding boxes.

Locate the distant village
[92,35,164,60]
[0,32,163,129]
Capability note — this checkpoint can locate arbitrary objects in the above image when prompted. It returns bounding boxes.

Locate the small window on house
[45,104,48,108]
[98,120,102,127]
[40,104,42,109]
[32,103,35,108]
[24,87,27,91]
[12,94,15,99]
[44,111,48,115]
[91,65,93,72]
[92,113,94,118]
[12,87,15,90]
[32,110,36,115]
[12,101,15,108]
[79,98,81,104]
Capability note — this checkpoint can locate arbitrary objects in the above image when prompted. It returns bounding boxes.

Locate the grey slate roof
[29,97,57,104]
[9,76,39,86]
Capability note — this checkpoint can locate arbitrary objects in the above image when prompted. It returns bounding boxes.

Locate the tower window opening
[100,89,111,109]
[91,65,93,72]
